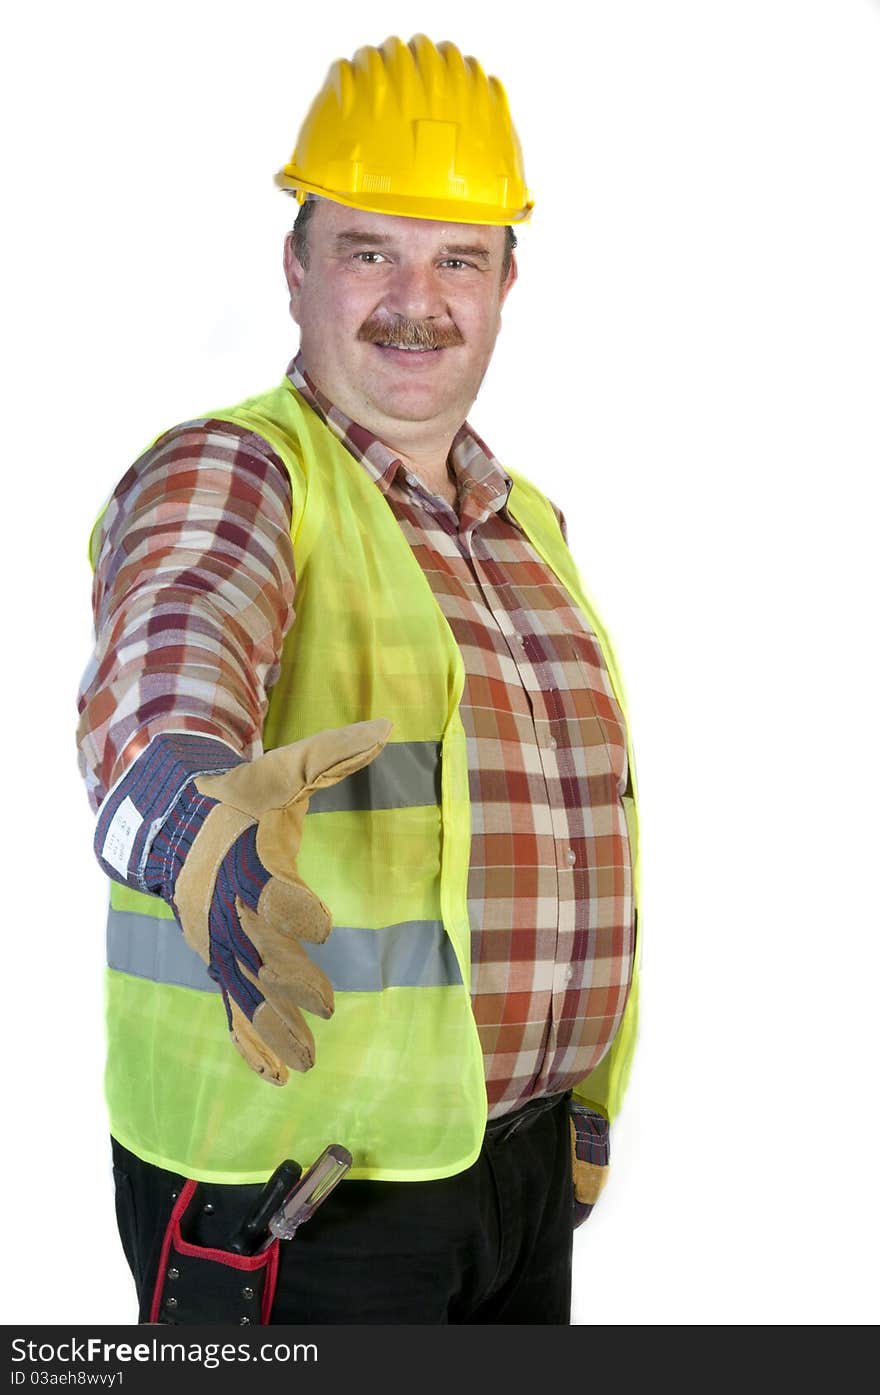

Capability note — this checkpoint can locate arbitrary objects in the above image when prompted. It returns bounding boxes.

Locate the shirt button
[548,737,558,750]
[565,848,576,866]
[564,966,573,983]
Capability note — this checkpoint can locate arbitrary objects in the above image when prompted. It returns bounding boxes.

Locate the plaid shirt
[77,352,635,1120]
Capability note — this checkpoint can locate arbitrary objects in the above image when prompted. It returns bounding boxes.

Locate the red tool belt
[150,1179,281,1325]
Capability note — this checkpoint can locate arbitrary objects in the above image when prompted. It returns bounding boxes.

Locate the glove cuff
[94,731,244,894]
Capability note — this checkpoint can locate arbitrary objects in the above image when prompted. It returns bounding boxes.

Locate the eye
[441,258,470,270]
[354,251,386,264]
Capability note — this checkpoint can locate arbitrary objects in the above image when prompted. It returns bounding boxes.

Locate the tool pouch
[149,1179,281,1324]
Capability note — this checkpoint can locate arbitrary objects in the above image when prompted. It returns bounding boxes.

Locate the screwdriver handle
[227,1158,303,1255]
[268,1144,352,1240]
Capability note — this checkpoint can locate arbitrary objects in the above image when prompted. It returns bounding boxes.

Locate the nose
[382,260,447,321]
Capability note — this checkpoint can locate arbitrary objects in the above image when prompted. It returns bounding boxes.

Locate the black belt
[484,1089,570,1143]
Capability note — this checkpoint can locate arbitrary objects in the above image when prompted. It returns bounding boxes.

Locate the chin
[375,370,474,410]
[373,389,467,424]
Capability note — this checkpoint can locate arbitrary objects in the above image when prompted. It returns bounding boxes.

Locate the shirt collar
[285,350,513,512]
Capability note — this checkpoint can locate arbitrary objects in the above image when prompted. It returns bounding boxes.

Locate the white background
[3,0,878,1326]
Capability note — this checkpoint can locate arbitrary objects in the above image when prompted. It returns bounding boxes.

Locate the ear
[499,250,518,310]
[283,231,305,324]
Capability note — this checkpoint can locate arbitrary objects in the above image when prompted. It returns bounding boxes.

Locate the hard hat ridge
[274,33,533,226]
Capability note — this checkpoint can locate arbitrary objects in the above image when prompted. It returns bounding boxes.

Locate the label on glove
[101,796,144,879]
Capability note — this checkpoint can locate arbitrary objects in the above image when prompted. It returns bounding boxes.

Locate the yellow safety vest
[97,379,641,1184]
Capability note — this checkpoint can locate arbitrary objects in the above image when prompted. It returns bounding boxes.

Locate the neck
[351,408,459,481]
[389,440,455,481]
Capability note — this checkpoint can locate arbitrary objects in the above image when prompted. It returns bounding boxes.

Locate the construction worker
[76,33,640,1325]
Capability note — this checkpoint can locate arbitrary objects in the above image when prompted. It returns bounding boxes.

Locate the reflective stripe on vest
[107,909,462,992]
[104,736,446,990]
[303,737,441,812]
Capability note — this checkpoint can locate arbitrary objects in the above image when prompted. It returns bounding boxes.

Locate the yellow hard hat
[274,34,533,225]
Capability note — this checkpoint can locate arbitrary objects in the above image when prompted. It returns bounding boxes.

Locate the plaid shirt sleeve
[76,419,296,812]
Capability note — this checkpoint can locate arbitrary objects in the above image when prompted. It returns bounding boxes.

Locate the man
[77,33,640,1325]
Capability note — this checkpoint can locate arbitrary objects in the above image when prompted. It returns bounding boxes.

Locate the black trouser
[111,1090,574,1324]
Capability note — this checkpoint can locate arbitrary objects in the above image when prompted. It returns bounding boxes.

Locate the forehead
[309,198,505,256]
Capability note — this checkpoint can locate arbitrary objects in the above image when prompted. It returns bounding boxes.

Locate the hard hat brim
[274,171,533,226]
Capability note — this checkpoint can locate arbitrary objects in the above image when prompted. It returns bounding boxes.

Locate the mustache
[357,315,464,349]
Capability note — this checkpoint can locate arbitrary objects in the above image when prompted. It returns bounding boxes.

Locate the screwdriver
[268,1144,352,1241]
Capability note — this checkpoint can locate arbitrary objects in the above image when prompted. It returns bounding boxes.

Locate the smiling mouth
[373,343,444,352]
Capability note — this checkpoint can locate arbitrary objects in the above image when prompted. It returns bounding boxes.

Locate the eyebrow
[333,230,492,262]
[334,231,392,250]
[441,244,492,262]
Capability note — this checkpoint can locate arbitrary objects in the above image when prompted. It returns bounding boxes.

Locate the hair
[291,196,518,280]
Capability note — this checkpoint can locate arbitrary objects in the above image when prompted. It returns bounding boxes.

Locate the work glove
[569,1101,610,1228]
[94,720,393,1084]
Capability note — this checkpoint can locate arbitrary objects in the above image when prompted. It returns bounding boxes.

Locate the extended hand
[95,719,393,1084]
[177,720,394,1083]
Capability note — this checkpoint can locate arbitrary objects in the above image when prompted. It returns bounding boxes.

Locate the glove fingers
[209,937,264,1017]
[252,997,317,1072]
[219,949,320,1080]
[226,997,314,1085]
[227,997,288,1085]
[238,900,335,1020]
[571,1155,610,1206]
[256,874,334,944]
